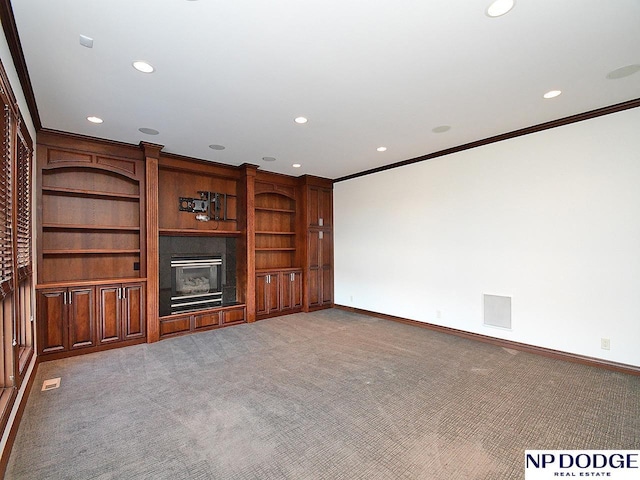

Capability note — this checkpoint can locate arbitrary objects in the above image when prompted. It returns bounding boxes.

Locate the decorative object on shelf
[178,191,235,222]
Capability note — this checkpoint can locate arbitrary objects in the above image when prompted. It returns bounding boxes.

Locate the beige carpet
[6,309,640,479]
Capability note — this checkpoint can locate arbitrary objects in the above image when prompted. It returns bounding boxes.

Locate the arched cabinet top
[41,147,143,181]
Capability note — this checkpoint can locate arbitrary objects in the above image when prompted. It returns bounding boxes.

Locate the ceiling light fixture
[432,125,451,133]
[486,0,515,17]
[543,90,562,99]
[292,163,301,168]
[133,61,154,73]
[87,116,103,124]
[209,144,226,150]
[139,127,159,135]
[376,147,387,152]
[262,156,276,162]
[606,64,640,80]
[294,117,308,124]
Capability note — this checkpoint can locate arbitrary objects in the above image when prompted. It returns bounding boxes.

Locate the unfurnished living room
[0,1,638,479]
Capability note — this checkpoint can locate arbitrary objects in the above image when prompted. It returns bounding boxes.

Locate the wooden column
[239,164,257,322]
[141,142,163,342]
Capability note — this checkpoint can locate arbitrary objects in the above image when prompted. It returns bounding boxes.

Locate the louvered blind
[16,133,31,277]
[0,102,12,297]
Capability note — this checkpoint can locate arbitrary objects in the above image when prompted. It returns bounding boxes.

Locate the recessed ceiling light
[486,0,515,17]
[543,90,562,99]
[209,144,226,150]
[606,64,640,80]
[432,125,451,133]
[294,117,308,124]
[262,156,276,162]
[292,163,301,168]
[87,116,103,124]
[133,61,154,73]
[138,127,159,135]
[79,35,93,48]
[376,147,387,152]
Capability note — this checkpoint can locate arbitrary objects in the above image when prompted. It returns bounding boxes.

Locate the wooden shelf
[43,223,140,232]
[256,231,296,235]
[159,228,242,237]
[37,277,147,289]
[43,249,141,255]
[255,247,296,252]
[42,186,139,201]
[255,206,295,214]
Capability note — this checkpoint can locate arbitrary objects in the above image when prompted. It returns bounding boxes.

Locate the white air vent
[41,378,61,391]
[484,294,512,329]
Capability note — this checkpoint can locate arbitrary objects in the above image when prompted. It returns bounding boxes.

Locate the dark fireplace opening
[159,236,237,317]
[170,255,223,314]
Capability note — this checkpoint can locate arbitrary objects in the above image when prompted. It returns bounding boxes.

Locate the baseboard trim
[335,305,640,376]
[0,355,39,478]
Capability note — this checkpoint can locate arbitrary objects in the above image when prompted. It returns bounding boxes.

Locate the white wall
[335,107,640,367]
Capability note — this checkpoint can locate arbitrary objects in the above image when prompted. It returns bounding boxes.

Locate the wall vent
[483,294,512,329]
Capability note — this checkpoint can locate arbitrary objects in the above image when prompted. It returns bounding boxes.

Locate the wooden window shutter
[16,128,31,279]
[0,101,12,298]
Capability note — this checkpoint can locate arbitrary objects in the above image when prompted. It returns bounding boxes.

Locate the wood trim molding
[0,0,41,129]
[142,143,162,342]
[335,98,640,182]
[335,305,640,376]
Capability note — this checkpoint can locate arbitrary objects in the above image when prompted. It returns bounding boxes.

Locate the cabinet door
[98,285,121,344]
[322,267,333,305]
[68,287,95,349]
[291,271,303,308]
[308,187,333,228]
[256,273,270,316]
[36,289,67,354]
[281,271,302,310]
[256,272,280,316]
[122,283,145,340]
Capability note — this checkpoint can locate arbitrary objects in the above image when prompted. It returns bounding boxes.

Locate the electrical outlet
[601,338,610,350]
[350,295,353,303]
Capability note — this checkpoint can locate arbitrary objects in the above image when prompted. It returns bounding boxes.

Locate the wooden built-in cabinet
[159,304,246,337]
[255,269,302,317]
[36,132,148,358]
[37,286,95,354]
[300,177,334,310]
[35,132,333,357]
[98,283,145,344]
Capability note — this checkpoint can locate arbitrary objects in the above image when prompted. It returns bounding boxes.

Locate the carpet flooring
[6,309,640,479]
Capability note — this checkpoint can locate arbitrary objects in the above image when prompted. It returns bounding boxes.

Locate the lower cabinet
[36,281,146,357]
[37,286,96,354]
[98,283,145,345]
[159,304,246,338]
[256,269,302,318]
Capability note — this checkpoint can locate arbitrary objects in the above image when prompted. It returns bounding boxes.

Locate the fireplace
[170,255,223,314]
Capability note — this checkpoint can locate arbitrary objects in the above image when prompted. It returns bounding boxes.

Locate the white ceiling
[10,0,640,179]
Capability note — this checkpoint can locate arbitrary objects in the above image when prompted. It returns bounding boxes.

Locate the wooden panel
[321,230,333,267]
[98,286,121,344]
[280,272,293,311]
[42,231,139,251]
[320,188,333,227]
[46,148,92,166]
[157,168,238,230]
[267,273,280,313]
[159,316,191,336]
[308,231,320,268]
[36,289,67,354]
[308,187,320,227]
[322,267,333,304]
[40,254,140,283]
[221,307,245,325]
[255,274,269,316]
[123,283,145,340]
[195,311,220,329]
[308,269,321,307]
[41,168,140,195]
[43,195,139,228]
[255,251,296,270]
[96,156,138,176]
[68,287,95,349]
[291,271,303,308]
